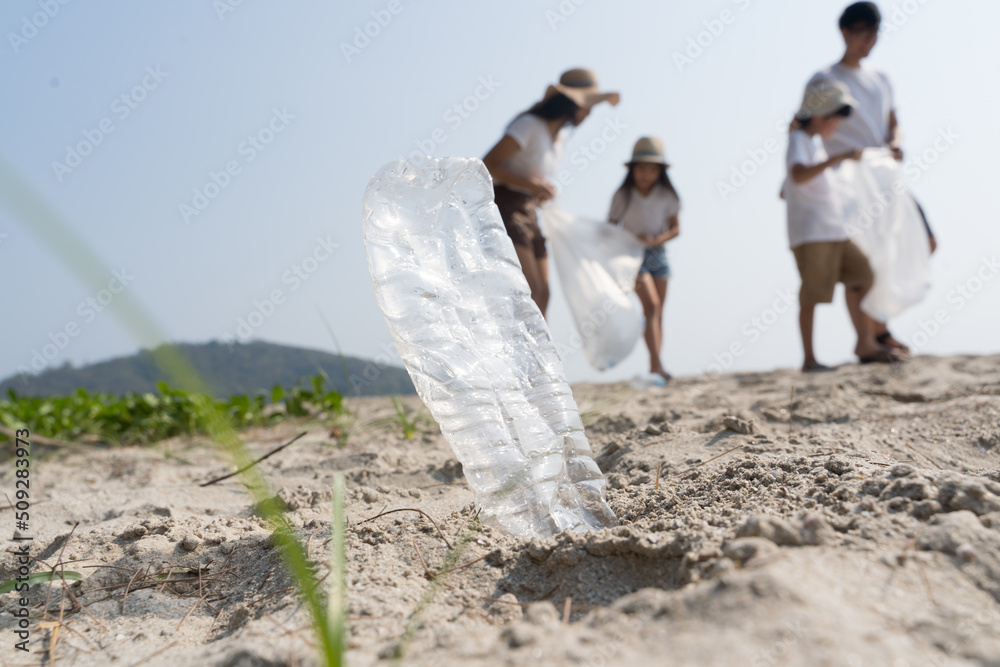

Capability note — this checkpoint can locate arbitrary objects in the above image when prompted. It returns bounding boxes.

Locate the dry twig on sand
[354,507,453,549]
[199,431,308,486]
[673,444,745,477]
[904,442,944,470]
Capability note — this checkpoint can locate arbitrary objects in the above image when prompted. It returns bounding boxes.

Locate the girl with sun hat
[608,136,681,382]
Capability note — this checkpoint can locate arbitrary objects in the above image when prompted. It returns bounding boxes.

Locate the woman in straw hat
[608,137,681,382]
[483,68,619,319]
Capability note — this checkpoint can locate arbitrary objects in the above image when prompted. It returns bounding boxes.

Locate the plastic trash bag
[834,148,932,321]
[542,204,645,370]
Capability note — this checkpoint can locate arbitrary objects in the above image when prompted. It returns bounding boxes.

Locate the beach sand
[2,354,999,666]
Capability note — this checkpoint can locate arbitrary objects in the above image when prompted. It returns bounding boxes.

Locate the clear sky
[2,0,998,389]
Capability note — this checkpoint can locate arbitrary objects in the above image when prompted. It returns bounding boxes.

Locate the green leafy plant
[391,396,421,440]
[0,374,347,449]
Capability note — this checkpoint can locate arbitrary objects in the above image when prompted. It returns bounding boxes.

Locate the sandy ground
[2,354,1000,667]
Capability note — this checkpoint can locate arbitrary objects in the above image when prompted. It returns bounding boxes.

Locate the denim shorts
[639,244,671,279]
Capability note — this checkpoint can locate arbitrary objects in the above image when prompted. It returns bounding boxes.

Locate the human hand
[529,179,556,202]
[890,146,904,161]
[837,149,864,163]
[637,233,658,247]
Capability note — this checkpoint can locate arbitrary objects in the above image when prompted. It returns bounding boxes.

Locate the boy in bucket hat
[785,79,899,371]
[483,68,619,319]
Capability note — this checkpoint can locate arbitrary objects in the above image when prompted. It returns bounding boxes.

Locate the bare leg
[514,245,549,319]
[653,277,671,379]
[635,273,669,379]
[846,285,886,359]
[799,302,821,371]
[535,256,550,317]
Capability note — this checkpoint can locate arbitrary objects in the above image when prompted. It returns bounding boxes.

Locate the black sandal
[859,348,902,364]
[876,331,911,354]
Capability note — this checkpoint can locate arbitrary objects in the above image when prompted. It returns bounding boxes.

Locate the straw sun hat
[543,68,620,109]
[625,136,669,168]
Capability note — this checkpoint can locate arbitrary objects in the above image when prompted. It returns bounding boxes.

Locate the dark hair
[614,163,680,214]
[528,93,581,122]
[839,2,881,30]
[798,104,852,128]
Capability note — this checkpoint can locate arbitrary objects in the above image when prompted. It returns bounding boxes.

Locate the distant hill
[0,341,415,399]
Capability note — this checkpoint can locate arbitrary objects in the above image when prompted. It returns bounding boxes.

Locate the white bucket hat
[796,79,859,121]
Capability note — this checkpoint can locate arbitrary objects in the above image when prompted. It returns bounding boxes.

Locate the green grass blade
[328,473,347,666]
[0,570,82,594]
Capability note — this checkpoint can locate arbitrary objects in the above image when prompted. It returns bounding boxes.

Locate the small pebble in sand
[645,424,662,436]
[722,416,756,435]
[955,543,976,562]
[180,535,201,551]
[122,525,147,540]
[220,542,236,555]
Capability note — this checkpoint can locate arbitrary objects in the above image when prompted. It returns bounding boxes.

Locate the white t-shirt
[607,185,680,238]
[785,130,847,248]
[498,113,567,194]
[808,64,894,154]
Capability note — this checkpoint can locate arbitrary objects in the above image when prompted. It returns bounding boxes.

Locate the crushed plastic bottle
[362,156,617,538]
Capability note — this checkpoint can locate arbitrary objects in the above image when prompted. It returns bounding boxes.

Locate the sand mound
[2,354,999,666]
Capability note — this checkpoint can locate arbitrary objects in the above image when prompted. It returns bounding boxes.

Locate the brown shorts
[494,184,546,259]
[792,240,873,305]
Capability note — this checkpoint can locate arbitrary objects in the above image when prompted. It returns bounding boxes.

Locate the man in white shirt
[807,2,935,354]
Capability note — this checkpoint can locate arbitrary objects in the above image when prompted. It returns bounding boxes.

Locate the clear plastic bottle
[362,156,617,538]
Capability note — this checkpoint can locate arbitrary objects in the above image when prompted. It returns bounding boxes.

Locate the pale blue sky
[2,0,998,388]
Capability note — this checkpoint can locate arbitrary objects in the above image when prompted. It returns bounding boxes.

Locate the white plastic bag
[542,204,645,370]
[834,148,932,321]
